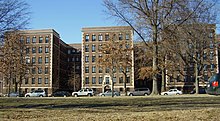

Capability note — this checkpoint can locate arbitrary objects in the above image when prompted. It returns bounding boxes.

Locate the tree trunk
[161,68,166,92]
[195,63,199,94]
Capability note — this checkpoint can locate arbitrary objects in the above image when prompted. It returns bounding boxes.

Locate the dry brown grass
[0,95,220,121]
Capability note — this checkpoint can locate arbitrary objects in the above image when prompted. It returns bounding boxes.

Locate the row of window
[67,49,80,54]
[26,46,49,54]
[85,76,130,84]
[26,57,49,64]
[21,36,50,44]
[24,77,49,84]
[67,57,80,62]
[84,44,131,52]
[31,67,49,74]
[85,33,130,42]
[85,66,130,73]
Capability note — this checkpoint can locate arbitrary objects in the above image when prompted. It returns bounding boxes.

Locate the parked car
[190,88,206,94]
[99,90,120,97]
[51,91,71,97]
[206,73,220,95]
[8,92,20,97]
[161,89,182,95]
[25,90,46,97]
[72,88,94,97]
[128,88,151,96]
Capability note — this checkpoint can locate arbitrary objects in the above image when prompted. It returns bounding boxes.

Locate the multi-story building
[0,29,81,96]
[165,24,218,93]
[81,26,134,93]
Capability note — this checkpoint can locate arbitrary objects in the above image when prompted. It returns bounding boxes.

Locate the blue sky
[26,0,117,44]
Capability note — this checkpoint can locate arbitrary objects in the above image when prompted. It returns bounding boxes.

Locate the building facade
[0,29,81,96]
[81,26,134,93]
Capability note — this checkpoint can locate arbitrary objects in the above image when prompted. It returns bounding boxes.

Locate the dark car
[190,88,206,94]
[207,73,220,95]
[51,91,71,97]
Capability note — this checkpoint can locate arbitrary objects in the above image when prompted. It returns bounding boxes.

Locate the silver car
[99,90,120,97]
[161,89,182,95]
[128,88,151,96]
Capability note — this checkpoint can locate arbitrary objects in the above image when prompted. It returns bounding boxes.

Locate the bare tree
[68,65,81,92]
[103,0,217,95]
[98,33,133,96]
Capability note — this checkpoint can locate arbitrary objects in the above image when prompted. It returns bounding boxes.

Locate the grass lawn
[0,95,220,121]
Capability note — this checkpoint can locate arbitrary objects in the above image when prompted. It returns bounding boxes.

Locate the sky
[26,0,117,44]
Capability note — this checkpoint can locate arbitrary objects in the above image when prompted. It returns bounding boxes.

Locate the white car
[25,90,46,97]
[72,88,94,97]
[161,89,182,95]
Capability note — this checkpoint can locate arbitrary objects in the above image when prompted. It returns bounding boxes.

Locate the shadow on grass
[1,96,220,112]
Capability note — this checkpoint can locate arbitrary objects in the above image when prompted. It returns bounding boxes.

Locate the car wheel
[39,95,43,97]
[101,94,105,97]
[26,95,30,97]
[129,93,133,96]
[176,93,180,95]
[164,93,168,95]
[144,93,149,96]
[63,95,66,97]
[88,94,92,97]
[74,94,78,97]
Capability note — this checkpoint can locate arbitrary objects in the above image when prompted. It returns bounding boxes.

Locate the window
[126,76,130,83]
[38,78,42,84]
[32,57,36,64]
[126,44,130,49]
[38,67,42,74]
[26,37,30,44]
[45,36,49,43]
[85,55,89,63]
[38,47,43,53]
[32,37,36,43]
[45,57,49,63]
[72,57,75,62]
[210,51,214,60]
[119,33,123,40]
[204,64,207,71]
[25,78,29,84]
[211,64,215,71]
[85,66,89,73]
[92,56,96,62]
[113,77,116,83]
[38,57,42,64]
[92,66,96,73]
[20,37,24,43]
[126,67,130,72]
[72,49,76,53]
[76,57,79,61]
[32,47,36,54]
[203,52,207,60]
[92,77,96,84]
[85,35,89,41]
[26,48,30,54]
[26,57,30,64]
[45,67,49,74]
[85,77,89,84]
[32,68,36,74]
[92,35,96,41]
[98,44,102,50]
[39,37,43,43]
[126,34,130,40]
[45,47,49,53]
[106,67,110,73]
[105,77,109,84]
[99,77,103,84]
[204,75,208,81]
[98,35,103,41]
[99,67,103,73]
[85,45,89,52]
[32,78,35,84]
[105,34,109,41]
[119,77,123,83]
[45,78,49,84]
[92,44,96,52]
[68,50,71,54]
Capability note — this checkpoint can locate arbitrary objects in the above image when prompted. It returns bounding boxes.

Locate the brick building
[81,26,134,93]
